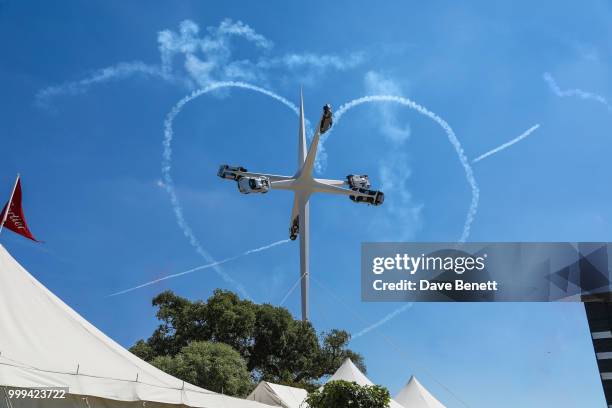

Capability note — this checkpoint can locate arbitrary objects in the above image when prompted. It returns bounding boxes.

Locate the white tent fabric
[323,359,404,408]
[247,382,307,408]
[0,245,271,408]
[325,358,373,387]
[394,376,446,408]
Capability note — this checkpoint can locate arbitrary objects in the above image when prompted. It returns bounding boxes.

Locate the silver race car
[237,176,271,194]
[346,174,371,190]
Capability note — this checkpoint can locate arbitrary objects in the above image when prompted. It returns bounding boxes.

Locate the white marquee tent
[247,382,307,408]
[0,245,274,408]
[394,376,446,408]
[323,359,404,408]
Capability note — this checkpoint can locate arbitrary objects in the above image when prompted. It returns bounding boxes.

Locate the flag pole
[0,174,20,236]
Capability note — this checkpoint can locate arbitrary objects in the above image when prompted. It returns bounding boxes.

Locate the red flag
[0,177,40,242]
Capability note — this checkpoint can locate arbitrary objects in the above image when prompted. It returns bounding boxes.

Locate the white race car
[237,176,270,194]
[347,174,371,189]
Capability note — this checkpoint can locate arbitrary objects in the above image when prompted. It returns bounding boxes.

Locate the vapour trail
[107,239,289,297]
[279,271,307,306]
[330,95,479,243]
[36,62,175,106]
[543,72,612,112]
[162,81,301,299]
[352,303,413,339]
[472,124,541,163]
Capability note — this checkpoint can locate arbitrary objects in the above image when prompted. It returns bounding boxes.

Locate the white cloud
[216,18,273,49]
[364,71,411,143]
[184,54,216,85]
[158,20,201,71]
[277,52,364,70]
[158,18,273,87]
[37,19,364,104]
[224,60,260,82]
[374,152,423,240]
[362,71,423,240]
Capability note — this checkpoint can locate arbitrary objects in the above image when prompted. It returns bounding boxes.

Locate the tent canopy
[247,382,307,408]
[325,358,373,387]
[394,376,446,408]
[0,245,271,408]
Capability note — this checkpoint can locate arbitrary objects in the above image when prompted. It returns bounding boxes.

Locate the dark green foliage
[305,380,391,408]
[249,304,320,384]
[150,341,252,397]
[318,329,367,376]
[130,339,155,361]
[202,290,256,355]
[147,290,201,356]
[130,289,365,394]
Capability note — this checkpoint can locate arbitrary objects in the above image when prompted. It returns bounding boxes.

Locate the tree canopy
[305,380,391,408]
[130,289,365,395]
[151,341,252,396]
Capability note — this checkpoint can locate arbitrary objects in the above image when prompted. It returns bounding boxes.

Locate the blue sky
[1,1,611,406]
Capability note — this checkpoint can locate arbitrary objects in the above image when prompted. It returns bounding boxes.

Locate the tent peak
[248,380,308,408]
[395,375,446,408]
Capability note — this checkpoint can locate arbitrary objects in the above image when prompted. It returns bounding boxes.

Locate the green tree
[136,290,256,358]
[146,291,203,356]
[151,341,253,397]
[250,304,320,384]
[305,380,391,408]
[130,290,366,390]
[201,290,256,355]
[318,329,366,376]
[130,339,155,361]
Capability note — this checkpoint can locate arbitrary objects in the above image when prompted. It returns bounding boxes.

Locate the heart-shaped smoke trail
[113,86,480,303]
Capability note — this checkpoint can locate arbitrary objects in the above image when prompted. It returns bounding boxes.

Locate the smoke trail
[352,303,413,339]
[279,271,308,306]
[543,72,612,111]
[472,124,541,163]
[108,239,289,297]
[162,81,300,299]
[36,62,176,106]
[328,95,479,243]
